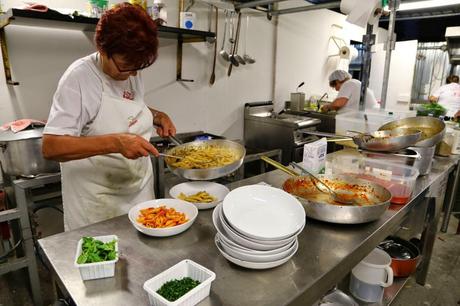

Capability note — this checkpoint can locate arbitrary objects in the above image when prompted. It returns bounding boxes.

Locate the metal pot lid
[0,127,44,142]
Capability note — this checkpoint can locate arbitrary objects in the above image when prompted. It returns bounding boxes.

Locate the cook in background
[321,70,379,113]
[429,75,460,118]
[42,3,176,231]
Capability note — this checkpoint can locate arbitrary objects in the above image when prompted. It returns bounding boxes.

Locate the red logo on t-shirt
[123,90,135,100]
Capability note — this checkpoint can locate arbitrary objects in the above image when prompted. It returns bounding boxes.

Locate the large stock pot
[0,127,59,177]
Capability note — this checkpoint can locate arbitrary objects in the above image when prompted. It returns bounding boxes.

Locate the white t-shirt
[336,79,379,113]
[44,52,144,136]
[432,83,460,117]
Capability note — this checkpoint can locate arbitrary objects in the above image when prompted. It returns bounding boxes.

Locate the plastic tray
[330,155,419,205]
[74,235,118,281]
[143,259,216,306]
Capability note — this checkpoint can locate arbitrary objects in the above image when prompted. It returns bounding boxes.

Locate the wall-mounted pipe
[270,1,341,15]
[380,0,399,109]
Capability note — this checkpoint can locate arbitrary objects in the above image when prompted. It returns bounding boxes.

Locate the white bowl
[222,185,306,240]
[215,233,294,256]
[212,205,293,251]
[215,237,299,270]
[169,181,230,210]
[128,199,198,237]
[217,234,298,263]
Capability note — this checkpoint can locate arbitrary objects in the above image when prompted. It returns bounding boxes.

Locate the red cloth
[24,3,48,13]
[0,119,46,133]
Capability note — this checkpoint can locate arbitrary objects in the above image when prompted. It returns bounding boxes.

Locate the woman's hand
[116,133,159,159]
[321,104,330,113]
[153,111,176,137]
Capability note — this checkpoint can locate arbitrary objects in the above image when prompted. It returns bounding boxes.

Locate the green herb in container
[77,236,117,264]
[157,277,201,302]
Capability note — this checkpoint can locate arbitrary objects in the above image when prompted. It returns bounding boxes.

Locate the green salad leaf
[156,277,201,302]
[77,237,117,264]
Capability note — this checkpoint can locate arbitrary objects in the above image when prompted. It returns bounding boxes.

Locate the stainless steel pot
[0,128,59,177]
[408,145,435,176]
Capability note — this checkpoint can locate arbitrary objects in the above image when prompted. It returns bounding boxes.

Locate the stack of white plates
[213,185,306,269]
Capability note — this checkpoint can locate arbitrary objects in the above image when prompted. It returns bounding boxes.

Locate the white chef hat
[329,70,352,82]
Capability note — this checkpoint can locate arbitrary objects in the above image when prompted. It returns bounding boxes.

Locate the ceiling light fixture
[391,0,460,11]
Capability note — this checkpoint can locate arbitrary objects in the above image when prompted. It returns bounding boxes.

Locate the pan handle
[301,130,351,139]
[260,156,299,177]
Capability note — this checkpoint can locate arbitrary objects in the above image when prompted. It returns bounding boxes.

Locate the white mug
[352,248,393,287]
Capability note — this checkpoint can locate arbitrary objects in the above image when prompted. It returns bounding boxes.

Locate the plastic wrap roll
[339,46,359,60]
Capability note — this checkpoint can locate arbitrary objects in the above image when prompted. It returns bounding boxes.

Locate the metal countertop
[38,151,458,306]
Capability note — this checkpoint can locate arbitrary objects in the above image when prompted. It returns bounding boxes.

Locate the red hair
[95,3,159,68]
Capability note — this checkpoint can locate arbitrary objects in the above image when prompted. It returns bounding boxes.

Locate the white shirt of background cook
[336,79,379,114]
[432,83,460,117]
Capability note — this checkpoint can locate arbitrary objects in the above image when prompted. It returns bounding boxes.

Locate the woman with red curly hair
[42,3,176,230]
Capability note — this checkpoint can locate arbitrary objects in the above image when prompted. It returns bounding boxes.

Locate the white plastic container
[74,235,118,281]
[335,110,415,136]
[143,259,216,306]
[302,137,327,174]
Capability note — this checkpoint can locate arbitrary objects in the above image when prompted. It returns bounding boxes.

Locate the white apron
[61,78,154,231]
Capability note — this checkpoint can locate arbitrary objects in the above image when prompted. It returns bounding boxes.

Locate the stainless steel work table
[38,152,457,306]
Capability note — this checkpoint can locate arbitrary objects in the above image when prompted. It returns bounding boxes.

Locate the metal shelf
[0,8,216,85]
[5,9,215,41]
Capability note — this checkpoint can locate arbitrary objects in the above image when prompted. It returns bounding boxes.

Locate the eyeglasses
[110,56,154,73]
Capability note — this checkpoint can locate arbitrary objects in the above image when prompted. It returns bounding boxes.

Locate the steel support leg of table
[13,183,43,306]
[416,197,439,285]
[441,163,460,232]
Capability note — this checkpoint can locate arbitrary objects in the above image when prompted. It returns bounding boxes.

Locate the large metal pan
[164,139,246,180]
[378,116,445,147]
[282,175,392,224]
[303,128,421,152]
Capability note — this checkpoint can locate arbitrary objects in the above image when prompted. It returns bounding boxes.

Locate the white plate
[215,236,299,269]
[220,206,305,245]
[218,204,298,247]
[216,205,295,251]
[217,234,298,263]
[222,185,306,240]
[169,181,230,210]
[128,199,198,237]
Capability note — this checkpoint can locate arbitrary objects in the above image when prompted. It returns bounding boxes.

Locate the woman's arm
[321,97,348,112]
[148,108,176,137]
[42,133,159,162]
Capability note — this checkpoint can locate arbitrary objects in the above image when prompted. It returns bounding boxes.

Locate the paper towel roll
[340,0,382,28]
[339,46,359,60]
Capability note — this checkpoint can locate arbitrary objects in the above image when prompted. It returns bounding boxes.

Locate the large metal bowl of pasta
[164,139,246,180]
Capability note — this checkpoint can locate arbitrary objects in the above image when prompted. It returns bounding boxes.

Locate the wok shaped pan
[282,175,392,224]
[164,139,246,180]
[378,116,446,147]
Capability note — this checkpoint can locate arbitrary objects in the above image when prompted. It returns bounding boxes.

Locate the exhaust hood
[446,26,460,65]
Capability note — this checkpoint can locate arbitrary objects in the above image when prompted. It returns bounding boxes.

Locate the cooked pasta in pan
[166,145,239,169]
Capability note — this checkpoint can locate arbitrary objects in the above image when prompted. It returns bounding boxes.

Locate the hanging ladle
[243,15,256,64]
[219,10,230,62]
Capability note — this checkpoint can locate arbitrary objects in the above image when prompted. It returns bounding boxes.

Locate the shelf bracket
[176,36,194,82]
[0,18,19,85]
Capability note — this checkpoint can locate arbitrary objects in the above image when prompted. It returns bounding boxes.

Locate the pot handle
[380,266,394,287]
